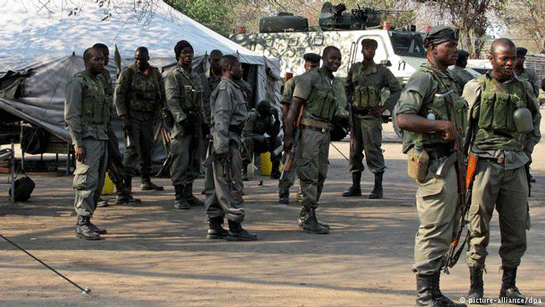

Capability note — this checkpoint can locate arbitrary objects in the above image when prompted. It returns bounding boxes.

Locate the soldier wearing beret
[342,38,402,199]
[395,25,467,307]
[515,47,540,97]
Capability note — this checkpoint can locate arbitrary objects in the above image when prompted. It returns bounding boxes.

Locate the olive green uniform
[241,108,281,175]
[395,63,468,274]
[516,68,540,98]
[164,65,206,186]
[65,70,111,217]
[278,77,299,195]
[205,77,248,222]
[463,73,541,269]
[115,64,165,181]
[346,62,401,174]
[450,65,474,94]
[293,67,344,208]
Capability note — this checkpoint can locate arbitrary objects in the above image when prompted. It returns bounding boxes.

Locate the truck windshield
[390,31,427,58]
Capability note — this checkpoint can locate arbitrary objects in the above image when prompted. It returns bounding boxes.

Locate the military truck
[231,2,427,82]
[230,2,428,139]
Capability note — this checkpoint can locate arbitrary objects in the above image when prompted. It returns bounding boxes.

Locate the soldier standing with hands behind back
[164,40,205,210]
[395,26,467,307]
[342,38,402,199]
[115,47,165,193]
[65,47,110,240]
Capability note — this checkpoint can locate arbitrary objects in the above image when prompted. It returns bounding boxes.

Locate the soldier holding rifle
[462,38,541,303]
[395,26,467,307]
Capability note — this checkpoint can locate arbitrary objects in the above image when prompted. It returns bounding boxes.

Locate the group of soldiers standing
[64,24,541,305]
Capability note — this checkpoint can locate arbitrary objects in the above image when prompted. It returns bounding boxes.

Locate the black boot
[369,172,384,199]
[468,267,484,302]
[270,158,281,179]
[279,190,289,204]
[416,273,467,307]
[87,217,107,235]
[141,176,164,191]
[311,208,329,229]
[226,220,257,241]
[174,185,190,210]
[75,215,101,240]
[299,206,329,234]
[342,171,362,197]
[241,165,249,181]
[500,266,526,305]
[185,183,204,206]
[207,216,228,239]
[124,176,132,195]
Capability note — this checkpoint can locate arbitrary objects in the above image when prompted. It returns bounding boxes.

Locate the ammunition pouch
[183,85,203,109]
[353,85,381,109]
[305,88,337,121]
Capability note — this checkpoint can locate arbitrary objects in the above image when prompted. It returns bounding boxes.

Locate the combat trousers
[124,115,154,179]
[73,138,108,217]
[413,156,459,275]
[106,125,125,188]
[170,130,201,186]
[296,127,330,208]
[466,159,528,269]
[349,116,385,174]
[205,140,245,223]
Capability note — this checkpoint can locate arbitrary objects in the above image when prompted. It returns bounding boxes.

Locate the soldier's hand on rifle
[121,115,131,131]
[75,145,86,162]
[217,152,231,163]
[370,106,387,117]
[284,135,294,151]
[439,121,459,142]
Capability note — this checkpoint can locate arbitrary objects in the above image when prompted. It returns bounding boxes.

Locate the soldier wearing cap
[115,47,166,193]
[278,53,321,204]
[515,47,540,97]
[450,49,474,94]
[284,46,345,234]
[395,25,468,307]
[463,38,541,303]
[342,38,402,199]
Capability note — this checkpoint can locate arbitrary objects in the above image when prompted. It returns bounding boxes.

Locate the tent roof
[0,0,270,69]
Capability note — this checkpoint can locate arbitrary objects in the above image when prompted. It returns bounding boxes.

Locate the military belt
[423,143,453,160]
[352,107,372,116]
[300,117,332,133]
[229,125,243,135]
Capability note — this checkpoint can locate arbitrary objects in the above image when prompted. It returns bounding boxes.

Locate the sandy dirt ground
[1,123,545,307]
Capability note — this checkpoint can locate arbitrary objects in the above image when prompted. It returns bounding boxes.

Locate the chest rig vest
[473,75,529,151]
[127,65,161,113]
[76,71,110,125]
[305,68,338,121]
[176,68,203,111]
[352,64,382,109]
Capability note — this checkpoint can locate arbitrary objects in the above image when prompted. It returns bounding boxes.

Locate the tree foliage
[164,0,230,35]
[501,0,545,54]
[414,0,508,58]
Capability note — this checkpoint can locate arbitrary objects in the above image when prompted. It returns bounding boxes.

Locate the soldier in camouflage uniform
[395,26,467,307]
[463,39,541,304]
[93,43,140,206]
[284,46,345,235]
[342,38,402,199]
[65,47,110,240]
[115,47,165,192]
[449,49,474,94]
[241,100,281,180]
[278,53,321,204]
[205,55,257,241]
[164,40,206,210]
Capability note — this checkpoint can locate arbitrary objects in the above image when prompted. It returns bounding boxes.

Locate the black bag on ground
[9,176,35,201]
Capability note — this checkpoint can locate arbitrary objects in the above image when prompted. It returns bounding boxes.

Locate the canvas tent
[0,0,281,149]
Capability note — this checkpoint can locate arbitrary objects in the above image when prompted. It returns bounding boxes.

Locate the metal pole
[330,142,350,162]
